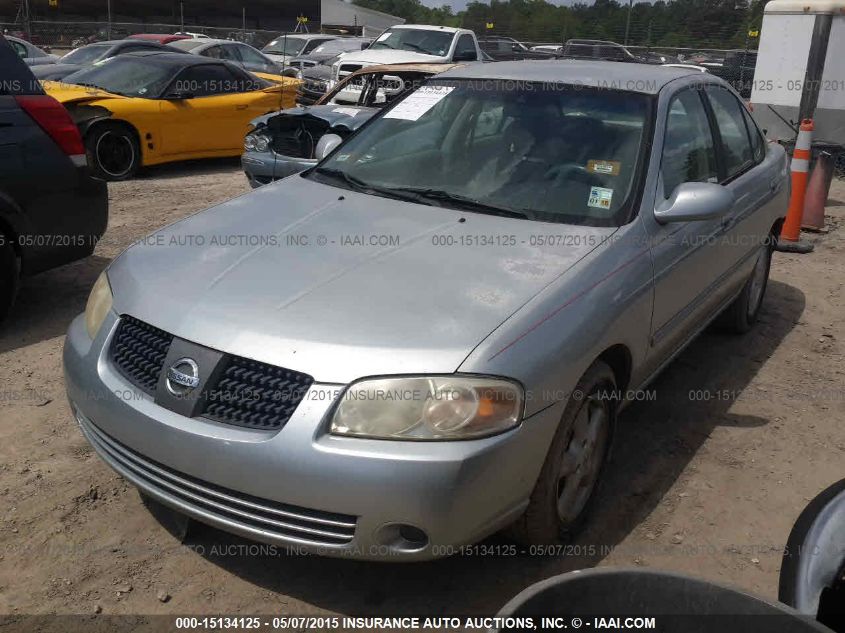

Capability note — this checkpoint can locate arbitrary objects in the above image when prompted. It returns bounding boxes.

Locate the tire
[720,237,774,334]
[0,235,20,324]
[85,122,140,181]
[509,360,617,544]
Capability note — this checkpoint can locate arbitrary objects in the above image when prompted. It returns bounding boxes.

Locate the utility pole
[624,0,633,46]
[180,1,184,33]
[107,0,112,39]
[242,7,246,39]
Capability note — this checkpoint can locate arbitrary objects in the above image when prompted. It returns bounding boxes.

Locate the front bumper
[63,312,561,561]
[241,151,316,188]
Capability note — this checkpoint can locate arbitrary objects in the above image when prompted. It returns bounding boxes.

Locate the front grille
[80,417,358,546]
[109,316,313,431]
[201,356,313,430]
[110,316,173,395]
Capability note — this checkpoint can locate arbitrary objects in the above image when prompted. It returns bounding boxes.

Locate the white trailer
[751,0,845,145]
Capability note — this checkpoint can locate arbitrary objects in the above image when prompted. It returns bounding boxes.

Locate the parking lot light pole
[106,0,111,40]
[624,0,632,45]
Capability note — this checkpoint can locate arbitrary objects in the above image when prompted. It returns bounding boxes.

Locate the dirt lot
[1,159,844,619]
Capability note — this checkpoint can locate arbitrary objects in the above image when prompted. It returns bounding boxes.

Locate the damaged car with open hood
[242,62,461,187]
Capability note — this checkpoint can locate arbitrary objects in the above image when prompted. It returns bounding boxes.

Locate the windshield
[62,57,174,97]
[312,39,367,56]
[370,28,454,57]
[263,36,306,55]
[312,80,651,226]
[62,44,110,65]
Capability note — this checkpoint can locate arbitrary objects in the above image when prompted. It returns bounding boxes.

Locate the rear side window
[661,89,718,197]
[741,105,766,163]
[704,86,754,179]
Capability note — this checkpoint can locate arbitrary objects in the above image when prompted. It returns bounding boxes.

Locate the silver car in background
[65,61,787,560]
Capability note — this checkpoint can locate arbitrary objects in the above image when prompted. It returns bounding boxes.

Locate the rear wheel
[720,238,773,334]
[0,235,20,323]
[85,122,140,181]
[509,360,617,544]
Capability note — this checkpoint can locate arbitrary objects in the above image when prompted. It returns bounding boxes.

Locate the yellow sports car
[43,50,300,180]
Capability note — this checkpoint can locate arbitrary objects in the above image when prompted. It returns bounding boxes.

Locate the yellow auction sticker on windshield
[587,186,614,210]
[587,160,621,176]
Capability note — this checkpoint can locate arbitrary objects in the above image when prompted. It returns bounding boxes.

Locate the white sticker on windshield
[333,107,361,117]
[376,32,391,42]
[383,85,455,121]
[587,186,614,210]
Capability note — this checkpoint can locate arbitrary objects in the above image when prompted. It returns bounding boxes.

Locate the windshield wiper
[389,187,535,219]
[311,168,426,202]
[72,81,128,96]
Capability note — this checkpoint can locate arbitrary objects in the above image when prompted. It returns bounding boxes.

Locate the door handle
[770,179,781,192]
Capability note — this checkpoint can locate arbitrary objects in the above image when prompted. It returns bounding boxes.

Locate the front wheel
[509,360,617,544]
[85,122,140,181]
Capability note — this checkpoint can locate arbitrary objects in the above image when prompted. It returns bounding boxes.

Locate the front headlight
[330,376,523,441]
[244,130,270,152]
[84,271,113,339]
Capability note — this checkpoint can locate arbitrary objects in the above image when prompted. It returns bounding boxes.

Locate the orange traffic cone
[777,119,815,253]
[802,150,833,232]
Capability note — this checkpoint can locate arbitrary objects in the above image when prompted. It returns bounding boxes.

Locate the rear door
[701,84,781,293]
[157,63,258,155]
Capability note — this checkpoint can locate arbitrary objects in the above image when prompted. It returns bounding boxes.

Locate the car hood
[339,49,444,65]
[251,104,378,134]
[109,176,615,384]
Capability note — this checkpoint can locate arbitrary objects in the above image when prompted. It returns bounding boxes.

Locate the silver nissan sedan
[64,60,788,561]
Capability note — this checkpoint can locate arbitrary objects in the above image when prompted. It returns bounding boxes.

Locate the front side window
[312,80,651,226]
[237,45,267,64]
[10,40,28,58]
[454,34,477,60]
[661,89,717,198]
[704,86,753,179]
[170,64,246,97]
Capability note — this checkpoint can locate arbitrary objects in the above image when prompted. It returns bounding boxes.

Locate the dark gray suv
[0,35,108,321]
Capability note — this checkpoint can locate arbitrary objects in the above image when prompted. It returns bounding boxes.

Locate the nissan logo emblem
[166,357,200,397]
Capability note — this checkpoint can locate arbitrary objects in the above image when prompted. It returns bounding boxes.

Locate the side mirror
[314,133,342,160]
[654,181,733,224]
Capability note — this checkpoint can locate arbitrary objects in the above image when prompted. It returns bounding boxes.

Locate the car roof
[435,59,708,94]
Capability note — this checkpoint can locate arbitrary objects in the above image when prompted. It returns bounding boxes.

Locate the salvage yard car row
[2,26,789,561]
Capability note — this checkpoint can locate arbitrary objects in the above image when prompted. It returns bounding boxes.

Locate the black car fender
[779,477,845,631]
[66,104,114,137]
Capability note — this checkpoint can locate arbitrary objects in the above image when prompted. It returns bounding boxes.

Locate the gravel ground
[1,159,843,619]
